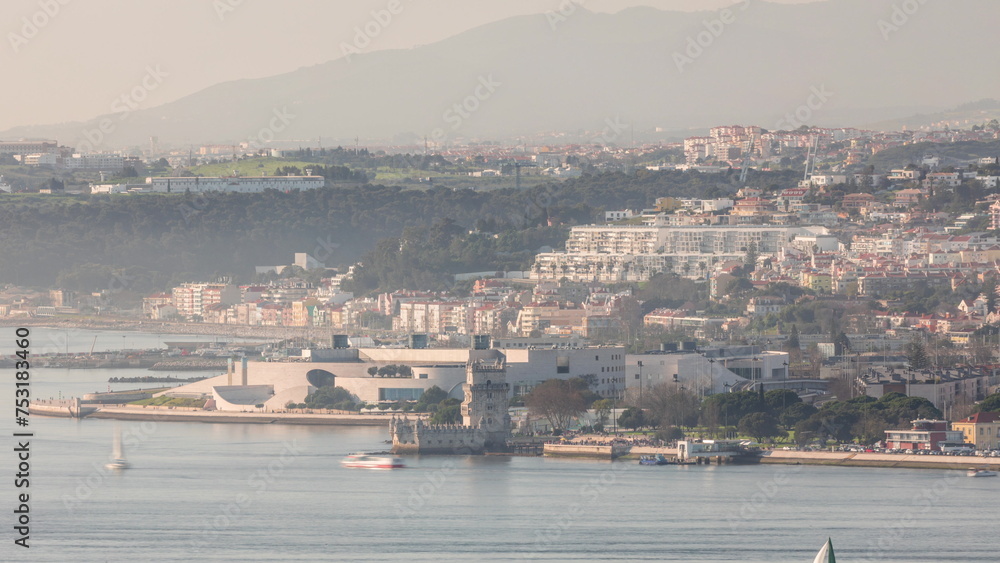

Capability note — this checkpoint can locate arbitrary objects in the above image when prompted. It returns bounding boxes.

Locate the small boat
[104,425,131,470]
[638,454,672,466]
[812,538,836,563]
[967,468,998,477]
[341,453,405,469]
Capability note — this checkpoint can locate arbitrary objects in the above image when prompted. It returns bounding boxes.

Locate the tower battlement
[390,349,510,455]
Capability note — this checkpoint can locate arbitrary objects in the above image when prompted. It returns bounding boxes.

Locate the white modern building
[626,346,790,397]
[163,343,628,410]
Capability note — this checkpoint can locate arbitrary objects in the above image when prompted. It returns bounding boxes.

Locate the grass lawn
[130,396,206,408]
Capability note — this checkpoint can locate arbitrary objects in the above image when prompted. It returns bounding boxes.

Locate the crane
[739,133,756,184]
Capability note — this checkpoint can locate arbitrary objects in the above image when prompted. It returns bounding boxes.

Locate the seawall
[759,450,1000,470]
[543,443,629,460]
[47,405,393,426]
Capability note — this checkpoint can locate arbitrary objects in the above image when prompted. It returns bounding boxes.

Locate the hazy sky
[1,0,822,131]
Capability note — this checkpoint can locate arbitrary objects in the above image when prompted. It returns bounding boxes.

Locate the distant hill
[867,139,1000,170]
[866,100,1000,132]
[4,0,1000,148]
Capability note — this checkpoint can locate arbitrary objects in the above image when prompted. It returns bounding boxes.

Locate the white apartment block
[605,210,635,222]
[532,224,820,282]
[171,283,240,319]
[65,154,125,170]
[140,175,325,194]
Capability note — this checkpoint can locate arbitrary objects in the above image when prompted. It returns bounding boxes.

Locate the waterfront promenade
[86,405,396,425]
[760,449,1000,470]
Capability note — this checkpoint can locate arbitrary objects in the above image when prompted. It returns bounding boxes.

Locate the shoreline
[757,450,1000,471]
[36,405,394,426]
[29,407,1000,470]
[0,317,324,340]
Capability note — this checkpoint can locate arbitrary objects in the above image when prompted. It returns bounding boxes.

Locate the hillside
[4,1,1000,147]
[0,168,799,293]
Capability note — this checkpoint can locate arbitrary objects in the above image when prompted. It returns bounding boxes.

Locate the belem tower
[389,349,511,454]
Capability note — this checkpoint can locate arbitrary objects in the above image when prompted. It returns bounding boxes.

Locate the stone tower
[461,349,510,450]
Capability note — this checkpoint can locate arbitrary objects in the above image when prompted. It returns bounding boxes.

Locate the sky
[1,0,823,131]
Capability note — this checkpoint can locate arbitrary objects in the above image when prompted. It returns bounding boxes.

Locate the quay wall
[543,443,628,460]
[759,450,1000,470]
[80,406,392,426]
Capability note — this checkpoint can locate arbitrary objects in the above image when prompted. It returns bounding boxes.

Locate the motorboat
[967,468,998,477]
[341,453,405,469]
[638,454,672,466]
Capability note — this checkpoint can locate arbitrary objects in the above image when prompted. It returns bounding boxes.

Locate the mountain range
[4,0,1000,148]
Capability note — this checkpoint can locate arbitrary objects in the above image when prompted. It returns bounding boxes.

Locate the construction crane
[501,159,536,190]
[739,133,756,184]
[803,135,819,181]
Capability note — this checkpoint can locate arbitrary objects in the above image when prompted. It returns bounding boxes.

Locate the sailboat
[104,425,131,470]
[812,538,836,563]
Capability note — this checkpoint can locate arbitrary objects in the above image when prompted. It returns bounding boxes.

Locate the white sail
[812,538,836,563]
[112,426,124,459]
[105,425,130,470]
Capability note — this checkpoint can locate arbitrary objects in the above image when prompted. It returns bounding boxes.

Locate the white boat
[341,453,405,469]
[104,425,131,470]
[967,468,997,477]
[812,538,836,563]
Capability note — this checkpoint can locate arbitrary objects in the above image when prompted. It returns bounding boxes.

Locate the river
[3,329,996,562]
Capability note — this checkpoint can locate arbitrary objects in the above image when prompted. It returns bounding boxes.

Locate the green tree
[592,398,615,429]
[905,339,930,370]
[785,324,801,359]
[617,406,646,430]
[834,331,851,356]
[975,392,1000,413]
[414,385,449,412]
[738,412,782,443]
[743,241,759,274]
[779,402,817,428]
[764,389,801,415]
[430,404,461,424]
[304,386,355,409]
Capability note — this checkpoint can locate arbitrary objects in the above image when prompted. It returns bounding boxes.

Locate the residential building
[884,419,965,451]
[857,366,992,410]
[951,412,1000,450]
